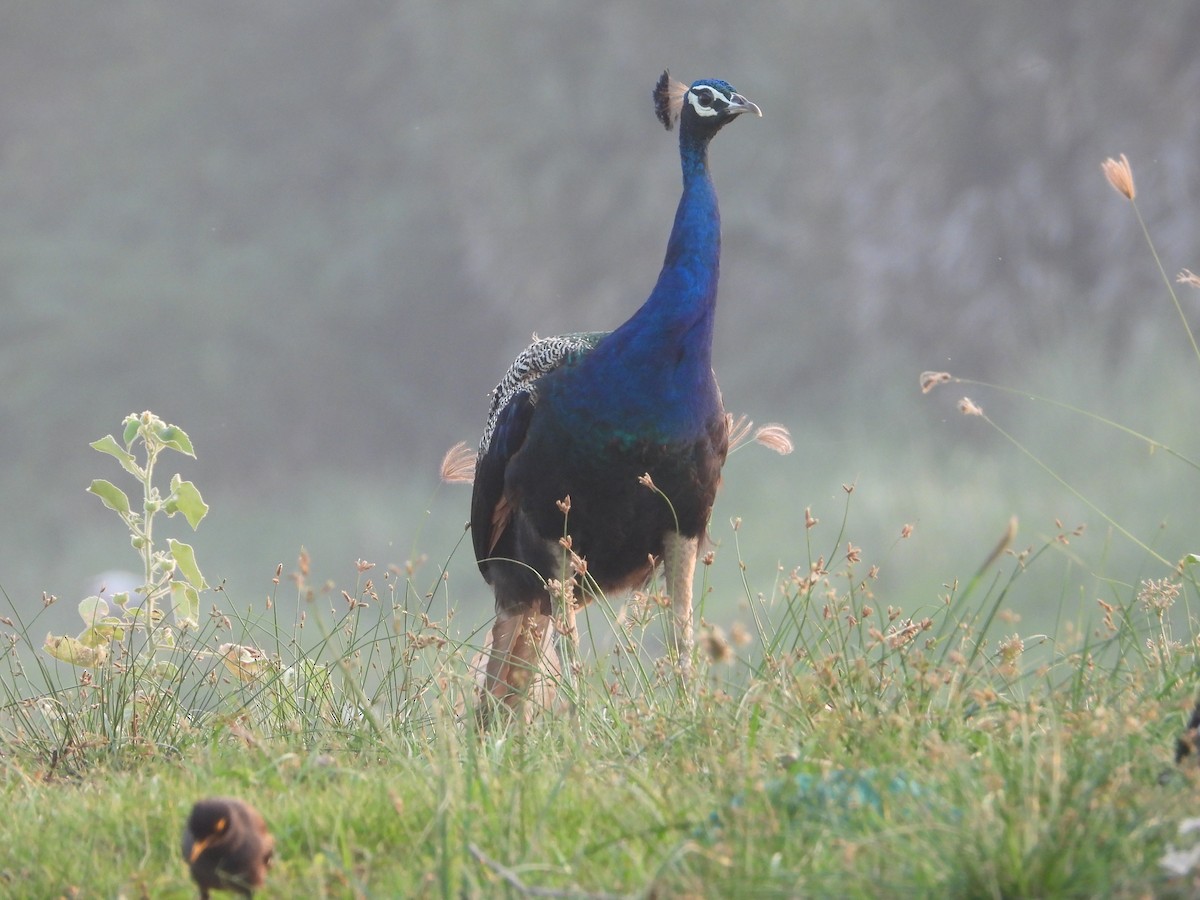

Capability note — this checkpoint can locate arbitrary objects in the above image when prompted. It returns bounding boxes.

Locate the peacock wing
[471,389,536,567]
[471,332,607,572]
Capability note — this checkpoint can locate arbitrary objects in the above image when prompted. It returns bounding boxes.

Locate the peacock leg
[662,532,698,679]
[476,607,557,726]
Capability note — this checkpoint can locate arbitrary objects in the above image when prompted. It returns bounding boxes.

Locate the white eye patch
[686,87,721,117]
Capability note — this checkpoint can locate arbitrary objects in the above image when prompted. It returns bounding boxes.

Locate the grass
[4,153,1200,898]
[1,504,1198,898]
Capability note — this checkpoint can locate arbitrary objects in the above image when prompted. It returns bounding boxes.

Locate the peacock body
[471,72,760,721]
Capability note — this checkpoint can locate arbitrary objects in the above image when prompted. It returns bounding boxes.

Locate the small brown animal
[182,798,274,898]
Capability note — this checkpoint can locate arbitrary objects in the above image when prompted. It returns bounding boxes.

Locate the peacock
[470,71,761,723]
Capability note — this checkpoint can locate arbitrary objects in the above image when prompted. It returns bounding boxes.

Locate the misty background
[4,2,1199,640]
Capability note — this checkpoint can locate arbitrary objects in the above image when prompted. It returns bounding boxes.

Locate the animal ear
[653,70,687,131]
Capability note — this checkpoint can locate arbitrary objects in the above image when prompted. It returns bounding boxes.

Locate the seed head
[920,371,952,394]
[1101,153,1135,200]
[1138,577,1180,614]
[439,441,476,484]
[1178,269,1200,289]
[886,619,921,649]
[700,623,733,664]
[727,414,794,455]
[754,423,794,455]
[998,633,1024,664]
[958,397,983,416]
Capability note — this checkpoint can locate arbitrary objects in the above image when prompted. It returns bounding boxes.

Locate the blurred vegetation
[3,1,1199,638]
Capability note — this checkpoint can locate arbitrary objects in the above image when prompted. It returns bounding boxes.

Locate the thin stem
[978,410,1171,569]
[1131,199,1200,370]
[141,438,159,650]
[946,375,1200,472]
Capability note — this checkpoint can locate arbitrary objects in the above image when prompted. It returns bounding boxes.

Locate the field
[4,161,1200,898]
[3,449,1199,896]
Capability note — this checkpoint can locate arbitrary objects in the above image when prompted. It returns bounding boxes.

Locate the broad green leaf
[168,475,208,529]
[78,623,124,647]
[156,424,195,457]
[90,435,143,478]
[282,658,331,691]
[168,539,207,589]
[44,633,107,667]
[122,416,141,447]
[98,617,126,642]
[1184,553,1200,568]
[170,581,199,629]
[77,595,109,626]
[127,603,164,626]
[112,591,131,608]
[151,659,180,680]
[88,479,131,517]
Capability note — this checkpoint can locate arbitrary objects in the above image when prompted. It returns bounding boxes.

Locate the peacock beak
[728,94,762,118]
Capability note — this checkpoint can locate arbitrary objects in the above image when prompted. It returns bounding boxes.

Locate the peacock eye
[696,90,714,108]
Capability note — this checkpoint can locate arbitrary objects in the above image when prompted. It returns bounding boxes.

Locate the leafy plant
[44,411,209,667]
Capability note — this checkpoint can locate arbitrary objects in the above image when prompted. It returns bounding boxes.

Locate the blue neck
[550,127,724,443]
[617,130,719,363]
[566,128,715,434]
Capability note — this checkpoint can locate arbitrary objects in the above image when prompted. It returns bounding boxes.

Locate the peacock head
[653,71,761,136]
